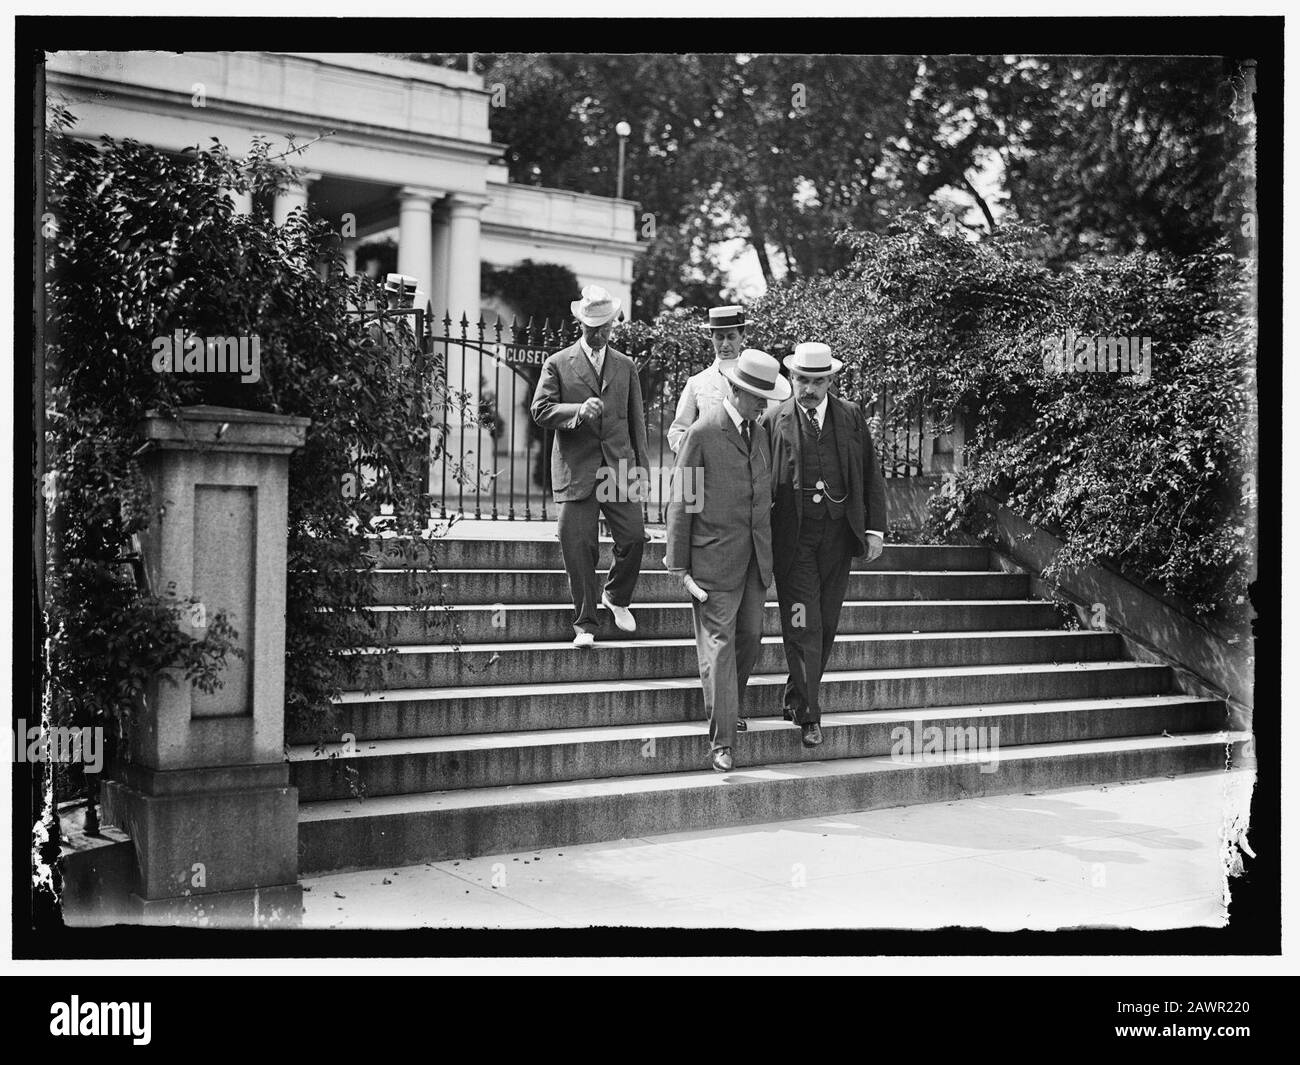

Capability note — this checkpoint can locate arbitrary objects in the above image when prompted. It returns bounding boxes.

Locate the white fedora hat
[720,348,792,401]
[570,284,621,327]
[783,341,843,378]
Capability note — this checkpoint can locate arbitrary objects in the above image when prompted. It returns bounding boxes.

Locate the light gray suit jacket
[664,404,774,592]
[529,341,649,503]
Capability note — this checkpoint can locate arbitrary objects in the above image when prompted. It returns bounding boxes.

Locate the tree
[396,53,1254,314]
[917,55,1256,259]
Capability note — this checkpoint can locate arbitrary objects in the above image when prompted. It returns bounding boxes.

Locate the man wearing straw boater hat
[531,285,650,648]
[667,305,773,453]
[665,348,790,772]
[761,341,888,748]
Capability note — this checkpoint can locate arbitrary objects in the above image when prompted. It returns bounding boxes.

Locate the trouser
[775,512,856,725]
[689,553,766,752]
[556,485,645,637]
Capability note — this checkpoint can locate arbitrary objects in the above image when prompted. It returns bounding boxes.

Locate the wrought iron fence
[420,312,927,523]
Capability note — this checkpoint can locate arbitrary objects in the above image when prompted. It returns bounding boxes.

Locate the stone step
[288,694,1226,802]
[297,731,1250,873]
[290,661,1174,743]
[356,598,1066,645]
[366,536,994,573]
[344,629,1123,689]
[365,568,1031,607]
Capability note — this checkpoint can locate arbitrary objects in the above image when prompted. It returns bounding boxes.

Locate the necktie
[588,348,603,381]
[742,419,753,452]
[807,406,821,438]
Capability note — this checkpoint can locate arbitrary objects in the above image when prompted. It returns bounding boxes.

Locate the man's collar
[579,336,606,360]
[799,395,829,422]
[721,396,746,430]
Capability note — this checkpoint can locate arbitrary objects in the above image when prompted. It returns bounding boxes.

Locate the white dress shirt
[798,395,830,435]
[721,395,747,432]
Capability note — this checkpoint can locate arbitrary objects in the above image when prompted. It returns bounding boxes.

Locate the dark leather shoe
[801,723,823,748]
[736,718,747,732]
[782,708,795,722]
[710,748,734,772]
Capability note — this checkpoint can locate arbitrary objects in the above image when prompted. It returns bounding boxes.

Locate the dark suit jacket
[760,394,888,577]
[664,404,773,592]
[530,342,650,503]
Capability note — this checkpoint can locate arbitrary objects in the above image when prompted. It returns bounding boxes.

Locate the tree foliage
[747,214,1256,618]
[399,52,1253,317]
[480,258,580,328]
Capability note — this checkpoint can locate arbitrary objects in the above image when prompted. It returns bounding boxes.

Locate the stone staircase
[292,533,1243,875]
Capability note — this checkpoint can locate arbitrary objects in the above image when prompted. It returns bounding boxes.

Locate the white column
[430,203,452,326]
[445,193,488,328]
[341,238,358,276]
[441,193,489,493]
[396,186,440,298]
[226,188,253,215]
[272,171,319,225]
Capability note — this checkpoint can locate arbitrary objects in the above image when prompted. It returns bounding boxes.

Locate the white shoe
[573,631,596,649]
[600,592,636,633]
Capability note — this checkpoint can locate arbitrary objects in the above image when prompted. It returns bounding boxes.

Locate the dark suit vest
[798,404,846,520]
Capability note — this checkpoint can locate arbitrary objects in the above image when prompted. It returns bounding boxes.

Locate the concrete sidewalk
[302,768,1254,931]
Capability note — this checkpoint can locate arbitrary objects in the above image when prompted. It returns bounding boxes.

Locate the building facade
[45,51,642,322]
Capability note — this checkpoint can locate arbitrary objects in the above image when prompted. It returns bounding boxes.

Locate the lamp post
[615,121,631,200]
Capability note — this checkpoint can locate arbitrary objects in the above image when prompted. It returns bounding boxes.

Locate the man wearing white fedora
[667,305,772,453]
[665,349,791,772]
[531,285,650,647]
[761,341,888,747]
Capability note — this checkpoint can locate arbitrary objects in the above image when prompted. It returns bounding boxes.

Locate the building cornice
[273,52,488,93]
[481,220,645,258]
[47,70,505,165]
[491,181,642,214]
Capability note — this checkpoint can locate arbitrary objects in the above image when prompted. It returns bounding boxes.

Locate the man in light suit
[762,342,888,747]
[665,349,791,772]
[667,305,764,453]
[530,285,650,647]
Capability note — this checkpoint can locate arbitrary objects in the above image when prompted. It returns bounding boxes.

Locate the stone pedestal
[102,405,310,928]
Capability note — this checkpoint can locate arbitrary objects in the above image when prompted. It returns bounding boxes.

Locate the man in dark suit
[761,342,888,747]
[665,349,790,772]
[530,285,650,647]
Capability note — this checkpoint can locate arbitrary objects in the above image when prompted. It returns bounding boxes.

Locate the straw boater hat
[783,341,844,378]
[720,348,792,402]
[707,305,746,331]
[570,285,621,327]
[384,273,420,298]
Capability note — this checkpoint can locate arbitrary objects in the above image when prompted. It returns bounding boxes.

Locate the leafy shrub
[748,214,1256,619]
[44,108,456,756]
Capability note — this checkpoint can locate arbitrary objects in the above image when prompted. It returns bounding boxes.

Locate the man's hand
[579,397,604,423]
[864,532,885,563]
[668,568,708,602]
